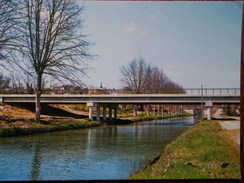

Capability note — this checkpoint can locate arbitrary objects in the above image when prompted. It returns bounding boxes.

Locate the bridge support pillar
[103,106,106,121]
[109,106,112,120]
[87,102,99,121]
[158,105,160,116]
[89,107,93,120]
[96,106,100,121]
[153,105,156,116]
[134,105,137,117]
[88,106,93,121]
[205,102,213,120]
[206,107,212,120]
[114,105,117,120]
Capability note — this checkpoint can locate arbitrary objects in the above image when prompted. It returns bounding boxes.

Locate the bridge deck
[0,94,240,105]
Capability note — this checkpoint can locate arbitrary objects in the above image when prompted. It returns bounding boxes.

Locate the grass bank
[119,111,191,123]
[132,113,191,122]
[129,120,240,179]
[101,112,191,126]
[0,117,102,137]
[0,104,192,137]
[0,113,190,137]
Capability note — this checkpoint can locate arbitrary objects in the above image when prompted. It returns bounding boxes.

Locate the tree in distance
[120,57,185,94]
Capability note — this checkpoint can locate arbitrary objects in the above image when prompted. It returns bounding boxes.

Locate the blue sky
[80,1,243,89]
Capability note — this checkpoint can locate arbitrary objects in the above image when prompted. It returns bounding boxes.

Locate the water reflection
[0,117,194,181]
[30,141,41,180]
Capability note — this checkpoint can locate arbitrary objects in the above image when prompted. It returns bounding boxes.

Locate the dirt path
[214,108,240,146]
[219,120,240,130]
[219,120,240,146]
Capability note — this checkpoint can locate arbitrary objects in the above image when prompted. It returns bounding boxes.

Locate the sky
[79,1,243,89]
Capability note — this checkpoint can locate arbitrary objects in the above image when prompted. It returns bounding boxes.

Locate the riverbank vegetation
[0,104,191,137]
[0,104,102,137]
[129,120,240,179]
[0,118,101,137]
[119,111,191,123]
[222,105,239,116]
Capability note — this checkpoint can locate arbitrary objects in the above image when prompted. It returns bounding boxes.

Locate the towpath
[212,108,240,145]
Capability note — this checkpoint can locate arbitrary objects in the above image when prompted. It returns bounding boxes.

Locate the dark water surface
[0,117,194,180]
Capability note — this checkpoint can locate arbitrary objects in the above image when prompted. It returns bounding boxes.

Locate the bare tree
[120,57,149,94]
[143,66,166,93]
[13,0,92,122]
[0,0,19,62]
[120,57,185,94]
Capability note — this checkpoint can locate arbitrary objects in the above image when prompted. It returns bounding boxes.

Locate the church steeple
[100,82,103,88]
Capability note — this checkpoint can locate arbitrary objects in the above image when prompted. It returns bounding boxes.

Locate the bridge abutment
[194,102,213,121]
[205,102,213,120]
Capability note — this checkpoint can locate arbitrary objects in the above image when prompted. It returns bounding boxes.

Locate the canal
[0,117,194,181]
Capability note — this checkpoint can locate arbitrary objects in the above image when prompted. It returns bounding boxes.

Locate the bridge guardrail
[92,88,240,95]
[37,87,240,95]
[177,88,240,95]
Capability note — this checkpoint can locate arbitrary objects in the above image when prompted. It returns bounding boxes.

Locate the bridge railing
[94,88,240,95]
[176,88,240,95]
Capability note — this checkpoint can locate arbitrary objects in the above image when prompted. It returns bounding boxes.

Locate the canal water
[0,117,194,181]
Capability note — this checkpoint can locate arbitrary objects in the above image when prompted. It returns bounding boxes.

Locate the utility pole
[201,85,204,120]
[240,2,244,180]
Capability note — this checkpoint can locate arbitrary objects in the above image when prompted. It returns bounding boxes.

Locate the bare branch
[120,57,185,94]
[3,0,93,122]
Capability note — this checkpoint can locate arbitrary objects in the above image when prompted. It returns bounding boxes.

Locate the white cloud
[148,13,157,21]
[124,22,137,32]
[124,22,149,36]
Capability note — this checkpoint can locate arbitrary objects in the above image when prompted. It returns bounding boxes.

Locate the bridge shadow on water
[212,117,239,121]
[9,103,88,119]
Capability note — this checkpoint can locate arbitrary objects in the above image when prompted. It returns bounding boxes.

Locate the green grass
[129,120,240,179]
[0,110,191,137]
[0,119,102,137]
[124,112,191,122]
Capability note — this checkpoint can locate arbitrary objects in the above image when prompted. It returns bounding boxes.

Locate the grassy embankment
[0,117,101,137]
[117,108,191,123]
[0,104,102,137]
[130,120,240,179]
[0,104,192,137]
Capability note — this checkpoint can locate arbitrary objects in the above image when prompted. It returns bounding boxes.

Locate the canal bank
[0,104,191,137]
[129,119,240,179]
[0,114,190,137]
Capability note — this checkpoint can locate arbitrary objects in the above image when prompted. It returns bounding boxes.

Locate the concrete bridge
[0,93,240,121]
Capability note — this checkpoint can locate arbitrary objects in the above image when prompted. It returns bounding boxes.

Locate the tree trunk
[35,74,42,122]
[35,91,41,122]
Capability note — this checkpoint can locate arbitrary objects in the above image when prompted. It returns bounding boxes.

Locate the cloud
[124,22,149,36]
[148,13,157,21]
[124,22,137,32]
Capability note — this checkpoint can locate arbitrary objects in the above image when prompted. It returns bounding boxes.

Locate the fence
[105,88,240,95]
